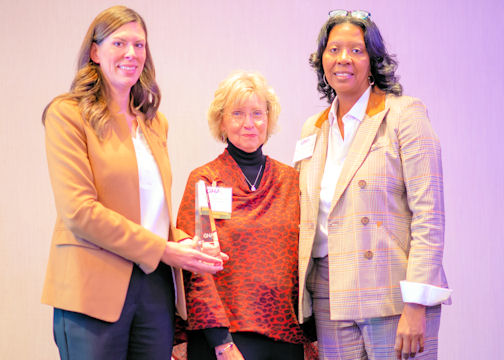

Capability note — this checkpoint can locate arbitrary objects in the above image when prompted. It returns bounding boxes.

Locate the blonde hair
[42,6,160,139]
[208,71,280,143]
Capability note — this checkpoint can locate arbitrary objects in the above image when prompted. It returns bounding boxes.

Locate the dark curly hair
[309,15,402,103]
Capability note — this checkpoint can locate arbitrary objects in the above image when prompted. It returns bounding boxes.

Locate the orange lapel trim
[366,88,386,117]
[315,107,331,128]
[314,87,385,128]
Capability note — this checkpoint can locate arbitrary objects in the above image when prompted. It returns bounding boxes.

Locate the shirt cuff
[400,280,453,306]
[202,327,233,348]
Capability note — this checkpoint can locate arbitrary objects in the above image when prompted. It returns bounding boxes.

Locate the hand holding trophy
[195,180,223,259]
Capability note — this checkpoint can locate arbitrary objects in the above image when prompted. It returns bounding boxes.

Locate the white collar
[328,86,371,126]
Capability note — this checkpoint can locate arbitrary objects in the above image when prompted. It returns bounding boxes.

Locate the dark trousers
[53,263,175,360]
[187,331,304,360]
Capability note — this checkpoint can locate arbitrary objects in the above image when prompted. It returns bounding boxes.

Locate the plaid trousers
[307,256,441,360]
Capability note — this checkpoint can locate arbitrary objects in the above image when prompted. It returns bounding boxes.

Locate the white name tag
[293,134,316,164]
[198,185,232,219]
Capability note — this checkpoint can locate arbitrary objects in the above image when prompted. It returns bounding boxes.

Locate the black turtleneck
[226,140,266,190]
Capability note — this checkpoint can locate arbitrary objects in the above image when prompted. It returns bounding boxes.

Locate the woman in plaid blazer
[296,10,451,360]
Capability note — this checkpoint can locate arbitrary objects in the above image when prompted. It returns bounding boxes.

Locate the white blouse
[132,126,169,240]
[132,126,178,301]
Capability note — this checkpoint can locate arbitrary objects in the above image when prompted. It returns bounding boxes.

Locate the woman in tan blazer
[41,6,225,359]
[296,10,451,360]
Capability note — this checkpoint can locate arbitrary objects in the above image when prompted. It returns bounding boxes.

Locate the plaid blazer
[297,90,449,322]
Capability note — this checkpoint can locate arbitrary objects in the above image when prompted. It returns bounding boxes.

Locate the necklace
[241,164,263,191]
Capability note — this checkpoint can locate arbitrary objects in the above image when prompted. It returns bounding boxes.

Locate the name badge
[292,134,316,164]
[198,185,232,219]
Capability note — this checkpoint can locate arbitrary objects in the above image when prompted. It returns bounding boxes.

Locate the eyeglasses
[328,10,371,20]
[227,110,268,124]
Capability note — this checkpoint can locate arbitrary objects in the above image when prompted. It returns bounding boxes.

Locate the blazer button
[364,250,374,259]
[361,216,369,225]
[358,180,366,188]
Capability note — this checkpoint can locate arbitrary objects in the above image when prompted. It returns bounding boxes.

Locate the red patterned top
[177,149,305,344]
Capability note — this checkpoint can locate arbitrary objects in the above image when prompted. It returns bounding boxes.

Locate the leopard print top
[177,149,306,344]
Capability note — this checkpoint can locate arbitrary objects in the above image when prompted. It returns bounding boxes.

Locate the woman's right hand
[215,342,245,360]
[161,238,225,274]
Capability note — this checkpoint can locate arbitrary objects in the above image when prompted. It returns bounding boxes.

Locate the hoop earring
[323,74,329,86]
[368,75,375,86]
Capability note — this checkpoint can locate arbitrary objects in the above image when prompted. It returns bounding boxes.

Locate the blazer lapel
[305,108,331,221]
[330,90,389,209]
[137,115,188,320]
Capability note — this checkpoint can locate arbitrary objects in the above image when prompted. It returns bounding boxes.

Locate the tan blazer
[41,99,186,322]
[297,90,449,322]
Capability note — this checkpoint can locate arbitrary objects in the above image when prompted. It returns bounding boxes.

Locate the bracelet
[217,342,234,356]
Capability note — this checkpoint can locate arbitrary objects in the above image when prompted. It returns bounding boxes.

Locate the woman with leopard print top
[176,71,314,360]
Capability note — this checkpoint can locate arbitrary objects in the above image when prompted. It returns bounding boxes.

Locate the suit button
[361,217,369,225]
[364,250,373,259]
[358,180,366,188]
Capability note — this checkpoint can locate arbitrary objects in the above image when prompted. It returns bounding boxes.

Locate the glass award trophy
[195,180,221,257]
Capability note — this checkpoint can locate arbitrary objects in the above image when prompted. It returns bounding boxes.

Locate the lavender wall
[1,0,502,358]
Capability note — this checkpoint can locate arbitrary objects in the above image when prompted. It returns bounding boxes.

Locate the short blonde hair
[208,71,280,143]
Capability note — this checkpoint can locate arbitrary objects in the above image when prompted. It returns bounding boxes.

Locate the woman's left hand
[394,303,426,359]
[161,238,226,274]
[179,238,229,262]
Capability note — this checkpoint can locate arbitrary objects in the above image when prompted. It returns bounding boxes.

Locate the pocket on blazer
[379,221,410,253]
[369,137,390,152]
